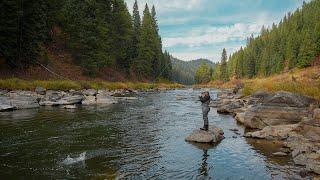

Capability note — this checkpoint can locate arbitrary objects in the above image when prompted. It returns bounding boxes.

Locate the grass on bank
[195,66,320,100]
[0,78,184,91]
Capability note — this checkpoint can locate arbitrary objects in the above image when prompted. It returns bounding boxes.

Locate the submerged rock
[185,125,224,143]
[64,105,77,109]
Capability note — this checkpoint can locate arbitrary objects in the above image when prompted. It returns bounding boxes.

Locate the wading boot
[200,125,208,131]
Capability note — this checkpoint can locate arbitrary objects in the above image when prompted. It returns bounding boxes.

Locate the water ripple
[0,89,307,179]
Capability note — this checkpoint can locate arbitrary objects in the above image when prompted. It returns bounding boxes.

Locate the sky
[125,0,309,62]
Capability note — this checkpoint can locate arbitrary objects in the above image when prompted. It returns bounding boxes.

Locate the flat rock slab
[185,125,224,143]
[0,104,16,112]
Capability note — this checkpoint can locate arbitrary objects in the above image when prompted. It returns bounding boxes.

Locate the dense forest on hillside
[213,0,320,81]
[0,0,172,80]
[172,58,215,85]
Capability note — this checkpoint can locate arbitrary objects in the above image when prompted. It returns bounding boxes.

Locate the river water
[0,89,305,179]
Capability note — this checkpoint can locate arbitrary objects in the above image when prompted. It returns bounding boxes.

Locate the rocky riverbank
[0,87,165,112]
[213,89,320,175]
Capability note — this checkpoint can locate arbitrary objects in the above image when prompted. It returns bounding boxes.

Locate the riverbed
[0,89,304,179]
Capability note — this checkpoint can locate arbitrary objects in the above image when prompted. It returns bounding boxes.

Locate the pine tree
[111,0,133,71]
[220,48,228,81]
[150,5,162,79]
[131,0,141,60]
[135,3,154,78]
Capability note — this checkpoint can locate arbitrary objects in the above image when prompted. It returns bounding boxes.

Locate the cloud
[171,52,213,62]
[169,43,243,62]
[163,23,265,48]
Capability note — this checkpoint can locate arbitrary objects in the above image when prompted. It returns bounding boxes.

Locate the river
[0,89,304,179]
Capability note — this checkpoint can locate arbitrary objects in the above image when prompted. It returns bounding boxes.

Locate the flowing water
[0,89,305,179]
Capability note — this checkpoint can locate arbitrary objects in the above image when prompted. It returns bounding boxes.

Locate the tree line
[172,58,215,85]
[0,0,172,80]
[211,0,320,82]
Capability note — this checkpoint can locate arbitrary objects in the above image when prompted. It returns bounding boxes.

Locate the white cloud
[171,52,214,62]
[170,43,243,62]
[163,23,264,48]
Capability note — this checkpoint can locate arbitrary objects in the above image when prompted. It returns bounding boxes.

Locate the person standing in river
[199,91,210,131]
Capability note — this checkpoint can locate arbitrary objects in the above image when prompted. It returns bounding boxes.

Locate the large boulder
[235,105,309,129]
[263,91,318,108]
[9,95,39,109]
[217,99,245,115]
[185,125,224,143]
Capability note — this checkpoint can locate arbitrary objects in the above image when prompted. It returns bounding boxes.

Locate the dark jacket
[199,95,210,104]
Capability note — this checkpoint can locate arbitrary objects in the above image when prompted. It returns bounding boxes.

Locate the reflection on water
[0,89,304,179]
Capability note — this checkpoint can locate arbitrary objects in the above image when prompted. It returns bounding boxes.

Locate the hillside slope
[199,65,320,100]
[172,58,216,85]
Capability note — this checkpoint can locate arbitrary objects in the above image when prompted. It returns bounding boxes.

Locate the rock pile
[0,87,140,112]
[214,89,320,175]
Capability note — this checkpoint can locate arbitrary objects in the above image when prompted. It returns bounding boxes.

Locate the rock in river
[82,95,96,105]
[0,94,39,110]
[39,93,84,106]
[185,125,224,143]
[0,104,15,112]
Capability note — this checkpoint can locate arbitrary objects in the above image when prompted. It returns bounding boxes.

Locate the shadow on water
[188,142,219,178]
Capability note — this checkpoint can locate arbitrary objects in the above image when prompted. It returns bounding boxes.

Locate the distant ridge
[171,57,216,85]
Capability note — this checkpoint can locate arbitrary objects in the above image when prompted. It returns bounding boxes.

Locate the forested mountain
[0,0,172,80]
[172,58,215,84]
[214,0,320,81]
